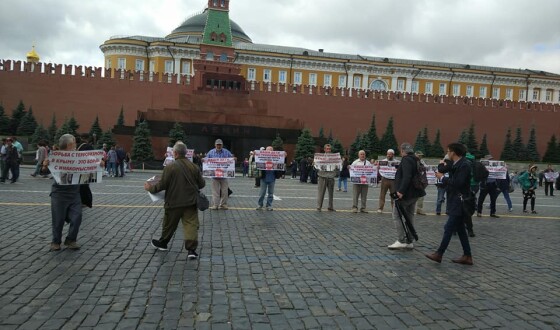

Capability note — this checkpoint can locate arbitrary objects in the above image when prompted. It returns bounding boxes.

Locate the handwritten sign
[313,153,341,171]
[349,164,378,184]
[202,157,236,178]
[254,150,286,171]
[48,150,104,185]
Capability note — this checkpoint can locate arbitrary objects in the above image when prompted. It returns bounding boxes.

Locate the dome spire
[26,45,40,63]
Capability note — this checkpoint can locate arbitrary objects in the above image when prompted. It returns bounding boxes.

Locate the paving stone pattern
[0,171,559,329]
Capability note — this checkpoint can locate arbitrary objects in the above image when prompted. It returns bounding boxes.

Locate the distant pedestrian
[337,156,349,192]
[518,165,538,214]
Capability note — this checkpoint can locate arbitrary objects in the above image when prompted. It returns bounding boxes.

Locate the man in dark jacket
[426,143,474,265]
[388,143,426,250]
[116,145,126,177]
[145,142,205,259]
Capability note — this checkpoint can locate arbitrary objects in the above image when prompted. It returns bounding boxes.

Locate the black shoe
[187,250,198,259]
[490,214,500,218]
[468,230,476,237]
[151,239,168,251]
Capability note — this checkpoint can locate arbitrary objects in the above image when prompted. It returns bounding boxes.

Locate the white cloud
[1,0,559,74]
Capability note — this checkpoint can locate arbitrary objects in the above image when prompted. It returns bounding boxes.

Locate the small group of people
[103,144,130,177]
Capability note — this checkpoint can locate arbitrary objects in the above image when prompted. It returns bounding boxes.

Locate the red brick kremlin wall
[1,60,558,159]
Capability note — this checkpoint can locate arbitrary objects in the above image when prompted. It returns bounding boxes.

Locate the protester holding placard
[315,144,340,211]
[350,150,371,213]
[48,134,105,251]
[256,146,285,211]
[377,149,397,213]
[543,164,557,197]
[205,139,234,210]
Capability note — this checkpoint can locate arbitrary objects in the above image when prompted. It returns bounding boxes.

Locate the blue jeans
[437,214,472,256]
[109,162,117,176]
[338,177,348,191]
[435,187,446,214]
[258,179,275,207]
[502,189,512,209]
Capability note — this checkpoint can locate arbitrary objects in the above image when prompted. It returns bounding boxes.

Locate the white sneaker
[377,209,383,214]
[388,240,409,250]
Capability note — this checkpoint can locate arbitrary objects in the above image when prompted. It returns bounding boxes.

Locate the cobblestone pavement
[0,170,559,329]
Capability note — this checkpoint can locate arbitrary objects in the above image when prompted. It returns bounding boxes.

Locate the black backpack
[412,157,428,190]
[473,161,489,183]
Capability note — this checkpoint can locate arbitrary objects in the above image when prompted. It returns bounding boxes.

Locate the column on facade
[348,72,354,96]
[391,76,398,92]
[540,86,547,103]
[174,58,181,83]
[405,77,412,93]
[527,86,534,102]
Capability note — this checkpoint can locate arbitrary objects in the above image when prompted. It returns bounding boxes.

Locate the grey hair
[400,142,414,154]
[59,134,76,150]
[173,141,187,156]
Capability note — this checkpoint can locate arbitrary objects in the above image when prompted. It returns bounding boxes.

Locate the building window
[324,74,332,87]
[492,87,500,99]
[220,53,227,61]
[479,86,487,98]
[506,88,513,100]
[117,58,126,70]
[182,62,191,75]
[221,0,225,7]
[263,69,272,82]
[247,68,256,81]
[294,72,302,85]
[466,85,473,97]
[164,60,173,73]
[106,59,111,69]
[213,0,218,6]
[353,76,361,89]
[279,71,287,84]
[206,51,214,61]
[425,82,433,94]
[411,81,418,93]
[545,90,552,102]
[533,89,539,100]
[397,79,405,91]
[439,83,446,95]
[371,79,387,91]
[519,89,526,101]
[452,84,460,96]
[135,59,144,72]
[338,75,347,88]
[309,73,317,86]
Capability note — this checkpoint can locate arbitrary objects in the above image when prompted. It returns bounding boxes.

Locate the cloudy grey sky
[1,0,559,74]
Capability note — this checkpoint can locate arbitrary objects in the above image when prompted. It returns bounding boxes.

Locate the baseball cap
[215,139,223,145]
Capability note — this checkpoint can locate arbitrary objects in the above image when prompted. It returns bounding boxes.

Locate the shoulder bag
[177,160,209,211]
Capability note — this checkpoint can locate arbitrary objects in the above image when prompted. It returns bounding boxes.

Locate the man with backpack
[476,155,499,218]
[388,143,426,250]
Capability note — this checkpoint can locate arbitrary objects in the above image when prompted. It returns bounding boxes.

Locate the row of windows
[108,58,192,75]
[248,68,559,101]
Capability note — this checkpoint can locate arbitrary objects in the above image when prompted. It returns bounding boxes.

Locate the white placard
[425,165,438,185]
[544,172,559,182]
[164,148,194,166]
[202,157,236,178]
[48,150,104,185]
[378,160,400,180]
[481,160,507,180]
[313,153,341,171]
[349,164,378,184]
[254,150,286,171]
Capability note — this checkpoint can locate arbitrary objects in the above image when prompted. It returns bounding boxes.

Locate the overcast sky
[1,0,559,74]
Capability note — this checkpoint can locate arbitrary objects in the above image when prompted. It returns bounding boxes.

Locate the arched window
[213,0,218,6]
[211,32,217,41]
[370,79,387,91]
[220,33,226,42]
[221,0,225,7]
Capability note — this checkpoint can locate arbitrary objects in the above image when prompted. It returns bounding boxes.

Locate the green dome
[166,9,252,43]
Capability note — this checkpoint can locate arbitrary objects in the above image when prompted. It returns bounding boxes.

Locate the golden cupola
[26,45,40,63]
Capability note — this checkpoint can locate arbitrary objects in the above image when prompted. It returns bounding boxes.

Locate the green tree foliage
[117,106,125,126]
[479,134,490,159]
[30,124,50,147]
[168,122,187,147]
[47,114,57,145]
[431,129,445,158]
[271,133,284,151]
[67,116,80,134]
[17,106,38,136]
[348,132,364,160]
[466,123,480,158]
[500,128,515,160]
[458,129,468,146]
[363,113,381,158]
[413,130,423,155]
[10,100,26,135]
[318,126,325,139]
[380,117,398,153]
[512,127,527,161]
[98,129,116,149]
[542,135,560,163]
[419,127,431,157]
[54,119,72,144]
[295,128,316,161]
[89,116,103,147]
[331,138,344,155]
[131,121,154,162]
[0,104,10,134]
[526,126,540,162]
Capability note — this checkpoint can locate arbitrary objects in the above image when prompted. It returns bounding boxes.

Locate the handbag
[460,190,476,216]
[178,159,209,211]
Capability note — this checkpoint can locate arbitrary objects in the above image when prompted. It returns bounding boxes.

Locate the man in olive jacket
[388,143,426,250]
[144,142,205,259]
